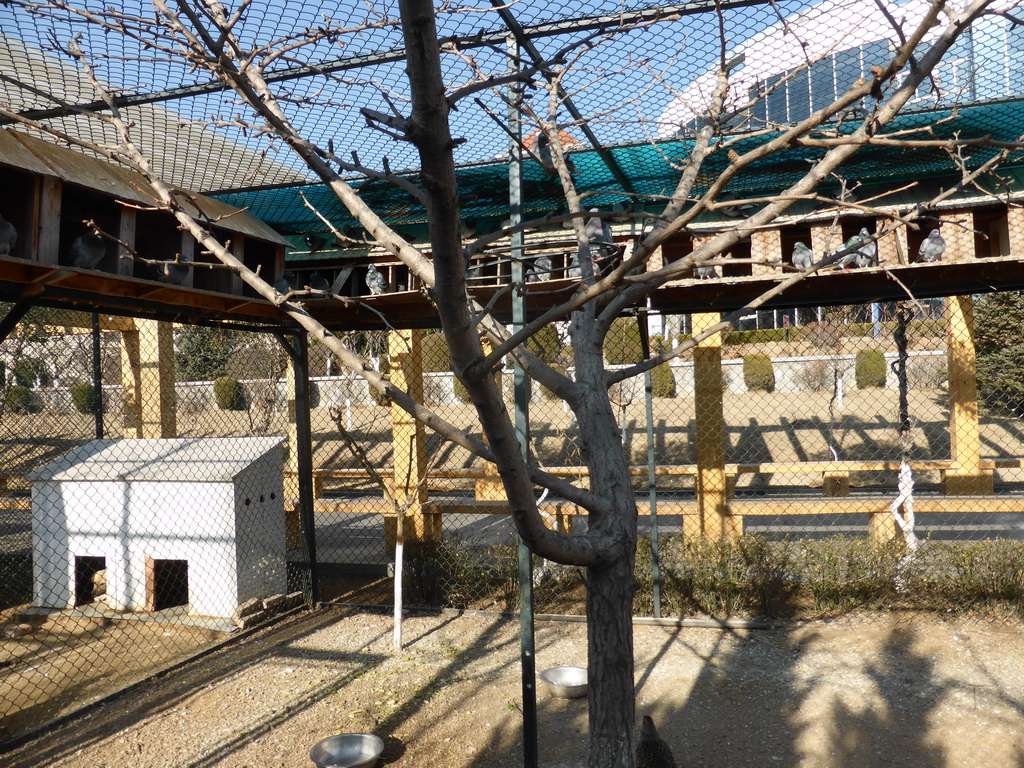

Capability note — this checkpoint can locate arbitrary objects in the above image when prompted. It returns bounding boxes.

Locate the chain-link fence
[4,292,1024,742]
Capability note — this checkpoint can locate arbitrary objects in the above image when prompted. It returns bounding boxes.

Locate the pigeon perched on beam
[694,263,718,279]
[274,270,296,295]
[584,209,620,277]
[70,232,106,269]
[365,263,388,295]
[307,272,331,293]
[853,227,878,268]
[792,241,814,270]
[526,253,552,283]
[536,132,577,175]
[635,716,677,768]
[918,229,945,263]
[0,212,16,256]
[304,234,330,252]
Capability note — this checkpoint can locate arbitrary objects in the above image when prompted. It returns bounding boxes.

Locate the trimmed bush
[855,349,887,389]
[743,354,775,392]
[4,385,36,414]
[605,317,642,365]
[213,376,247,410]
[725,327,802,345]
[651,364,676,398]
[70,382,98,415]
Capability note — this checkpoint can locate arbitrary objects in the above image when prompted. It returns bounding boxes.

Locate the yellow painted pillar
[388,329,438,543]
[120,319,176,439]
[943,295,993,495]
[691,312,739,541]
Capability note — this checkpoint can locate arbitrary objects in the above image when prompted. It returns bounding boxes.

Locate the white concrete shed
[28,437,287,620]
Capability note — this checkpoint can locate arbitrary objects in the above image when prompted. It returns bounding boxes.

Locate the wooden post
[877,223,907,267]
[179,232,195,289]
[388,329,438,544]
[691,312,739,541]
[750,228,781,276]
[118,207,136,277]
[35,177,61,265]
[943,295,993,495]
[120,319,176,438]
[230,236,245,294]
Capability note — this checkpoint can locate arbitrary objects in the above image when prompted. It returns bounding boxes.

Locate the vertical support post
[944,295,994,495]
[230,236,245,294]
[118,208,136,277]
[638,311,662,618]
[35,177,61,265]
[691,312,738,540]
[388,329,436,542]
[179,232,195,289]
[120,319,175,438]
[91,313,104,439]
[279,332,318,605]
[507,35,536,768]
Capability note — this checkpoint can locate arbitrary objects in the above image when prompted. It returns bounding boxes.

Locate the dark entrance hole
[146,558,189,611]
[74,555,106,606]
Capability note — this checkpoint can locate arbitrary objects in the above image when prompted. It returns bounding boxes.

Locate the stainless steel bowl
[309,733,385,768]
[539,665,588,699]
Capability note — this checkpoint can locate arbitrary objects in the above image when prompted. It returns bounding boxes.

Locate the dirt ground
[5,606,1024,768]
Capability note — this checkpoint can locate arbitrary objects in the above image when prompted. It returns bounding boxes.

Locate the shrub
[12,357,50,388]
[977,346,1024,416]
[743,354,775,392]
[69,382,98,415]
[855,349,887,388]
[724,328,802,345]
[606,317,642,365]
[795,359,835,391]
[650,364,676,398]
[4,385,36,414]
[799,537,901,613]
[526,324,562,364]
[213,376,247,410]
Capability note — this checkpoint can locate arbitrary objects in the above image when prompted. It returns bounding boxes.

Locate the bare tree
[2,1,1021,764]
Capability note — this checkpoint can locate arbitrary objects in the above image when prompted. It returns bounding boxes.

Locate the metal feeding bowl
[309,733,385,768]
[540,666,589,699]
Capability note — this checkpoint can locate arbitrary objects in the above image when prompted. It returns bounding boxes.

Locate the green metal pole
[508,34,538,768]
[91,313,104,439]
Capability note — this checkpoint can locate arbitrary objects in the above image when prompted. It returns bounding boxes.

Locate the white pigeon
[0,212,16,256]
[70,232,106,269]
[274,270,296,295]
[365,264,388,295]
[307,272,331,293]
[853,227,878,268]
[918,229,945,263]
[527,253,552,283]
[694,264,718,279]
[792,241,814,270]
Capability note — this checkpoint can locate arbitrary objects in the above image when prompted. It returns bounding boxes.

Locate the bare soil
[5,605,1024,768]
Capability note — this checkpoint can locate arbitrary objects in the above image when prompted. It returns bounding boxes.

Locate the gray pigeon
[158,257,190,285]
[307,272,331,293]
[0,212,16,256]
[274,270,296,295]
[918,228,945,263]
[527,253,552,283]
[694,263,718,279]
[70,232,106,269]
[853,228,878,268]
[536,132,577,175]
[635,715,677,768]
[792,241,814,270]
[584,209,620,277]
[835,229,868,269]
[365,263,388,295]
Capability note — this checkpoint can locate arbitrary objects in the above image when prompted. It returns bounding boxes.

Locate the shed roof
[26,437,286,483]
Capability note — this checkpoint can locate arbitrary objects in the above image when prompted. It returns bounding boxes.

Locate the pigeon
[70,232,106,269]
[158,257,190,285]
[526,253,552,283]
[583,209,620,277]
[307,271,331,293]
[459,218,477,240]
[853,228,878,268]
[304,234,329,252]
[635,716,677,768]
[792,241,814,270]
[365,263,388,295]
[274,270,297,295]
[536,131,577,175]
[694,263,718,279]
[0,212,16,256]
[918,228,945,263]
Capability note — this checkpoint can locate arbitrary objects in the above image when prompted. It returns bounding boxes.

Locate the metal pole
[276,331,319,605]
[91,313,104,439]
[509,34,538,768]
[637,311,662,618]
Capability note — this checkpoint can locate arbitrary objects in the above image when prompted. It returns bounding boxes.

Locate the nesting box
[28,437,287,620]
